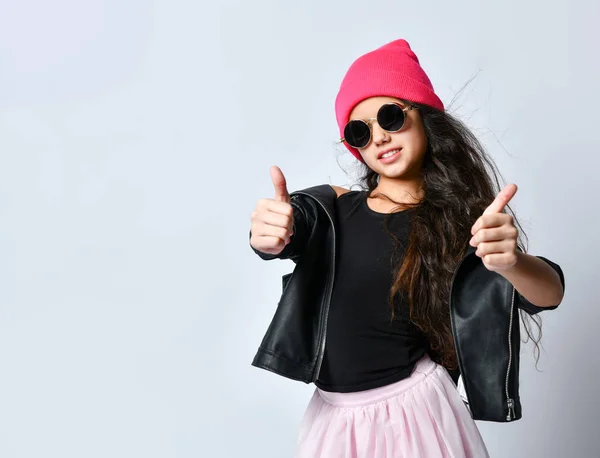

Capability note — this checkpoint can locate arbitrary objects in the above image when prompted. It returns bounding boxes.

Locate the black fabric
[315,191,430,393]
[250,183,565,422]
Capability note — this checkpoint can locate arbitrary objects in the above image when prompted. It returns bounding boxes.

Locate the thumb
[482,183,518,215]
[270,166,291,204]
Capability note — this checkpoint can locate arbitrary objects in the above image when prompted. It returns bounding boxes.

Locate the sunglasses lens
[378,104,405,131]
[344,120,370,149]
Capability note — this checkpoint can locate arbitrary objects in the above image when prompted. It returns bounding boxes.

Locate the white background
[0,0,597,456]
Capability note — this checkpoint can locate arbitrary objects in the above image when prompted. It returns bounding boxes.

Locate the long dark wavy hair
[346,99,544,372]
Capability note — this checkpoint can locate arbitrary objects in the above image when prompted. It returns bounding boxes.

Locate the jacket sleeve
[517,256,565,315]
[248,194,311,263]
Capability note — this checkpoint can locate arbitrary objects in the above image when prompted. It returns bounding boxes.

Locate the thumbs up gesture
[249,166,295,256]
[469,184,520,272]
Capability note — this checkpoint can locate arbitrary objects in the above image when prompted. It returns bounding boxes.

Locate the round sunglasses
[340,102,415,149]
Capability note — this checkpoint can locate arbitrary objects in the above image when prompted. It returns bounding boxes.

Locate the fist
[469,183,519,272]
[250,166,295,256]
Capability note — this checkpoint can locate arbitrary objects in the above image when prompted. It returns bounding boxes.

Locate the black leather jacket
[249,184,564,422]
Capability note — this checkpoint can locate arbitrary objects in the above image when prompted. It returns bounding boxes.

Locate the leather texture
[249,184,564,422]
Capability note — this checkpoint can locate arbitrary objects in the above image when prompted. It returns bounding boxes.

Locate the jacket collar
[291,184,337,217]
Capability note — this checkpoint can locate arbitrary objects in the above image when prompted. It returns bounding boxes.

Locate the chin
[379,170,408,179]
[373,162,407,178]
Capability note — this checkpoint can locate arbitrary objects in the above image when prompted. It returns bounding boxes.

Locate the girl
[249,39,565,458]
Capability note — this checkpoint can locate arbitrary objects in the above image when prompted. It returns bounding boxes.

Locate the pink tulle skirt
[295,353,490,458]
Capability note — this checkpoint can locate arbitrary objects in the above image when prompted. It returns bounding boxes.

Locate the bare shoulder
[331,185,350,198]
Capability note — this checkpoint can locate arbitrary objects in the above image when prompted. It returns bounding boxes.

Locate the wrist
[497,250,524,279]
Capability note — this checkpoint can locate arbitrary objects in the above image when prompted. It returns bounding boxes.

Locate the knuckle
[257,198,268,210]
[249,225,260,237]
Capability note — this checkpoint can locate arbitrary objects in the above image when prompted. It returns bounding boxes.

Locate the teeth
[381,149,400,159]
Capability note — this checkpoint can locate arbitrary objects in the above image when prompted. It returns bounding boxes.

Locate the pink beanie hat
[335,39,444,162]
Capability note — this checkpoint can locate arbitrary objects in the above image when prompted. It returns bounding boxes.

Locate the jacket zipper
[450,252,517,421]
[505,286,517,421]
[298,193,518,418]
[291,191,336,383]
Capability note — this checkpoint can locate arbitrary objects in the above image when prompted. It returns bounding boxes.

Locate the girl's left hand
[469,184,519,272]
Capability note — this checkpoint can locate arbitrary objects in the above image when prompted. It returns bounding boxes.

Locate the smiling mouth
[378,148,402,160]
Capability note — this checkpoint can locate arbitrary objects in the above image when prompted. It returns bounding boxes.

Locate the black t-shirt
[315,190,430,393]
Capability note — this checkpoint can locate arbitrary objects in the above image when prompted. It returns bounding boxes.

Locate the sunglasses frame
[339,102,416,149]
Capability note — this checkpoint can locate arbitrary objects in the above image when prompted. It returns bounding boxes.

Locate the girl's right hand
[249,166,295,256]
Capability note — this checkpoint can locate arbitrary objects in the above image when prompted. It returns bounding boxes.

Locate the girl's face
[349,96,428,180]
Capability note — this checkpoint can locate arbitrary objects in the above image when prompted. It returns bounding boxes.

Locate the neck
[373,175,425,205]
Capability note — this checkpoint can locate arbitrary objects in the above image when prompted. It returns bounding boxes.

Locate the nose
[371,122,390,146]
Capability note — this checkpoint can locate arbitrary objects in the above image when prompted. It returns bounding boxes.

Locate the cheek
[407,128,427,153]
[383,131,427,160]
[358,151,383,173]
[360,151,378,169]
[357,145,377,165]
[402,115,428,154]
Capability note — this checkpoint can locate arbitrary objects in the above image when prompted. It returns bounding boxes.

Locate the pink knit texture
[335,39,444,162]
